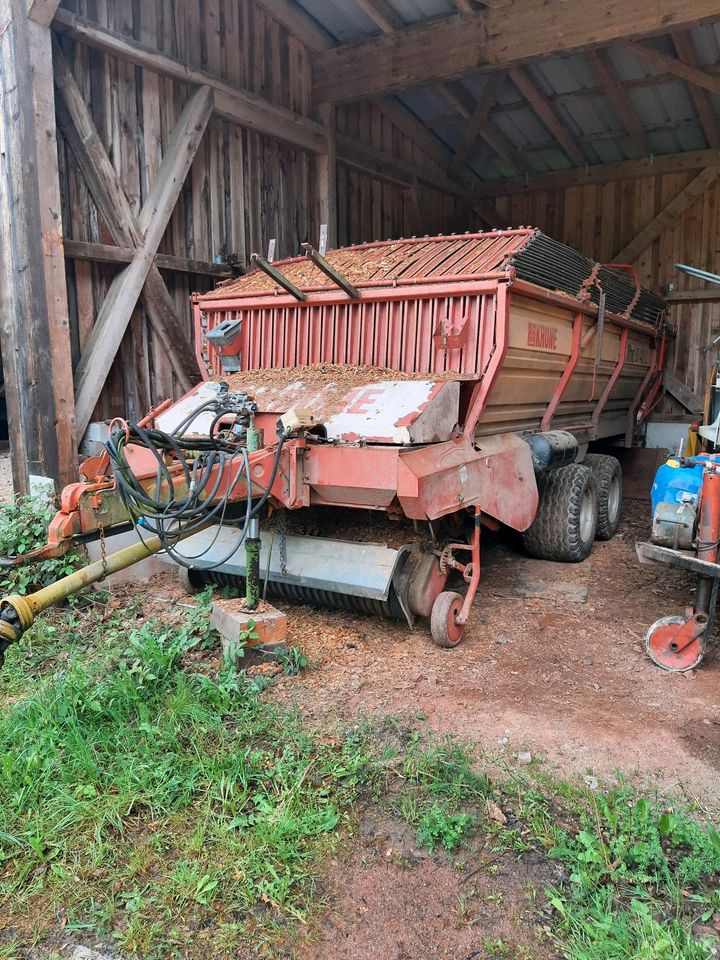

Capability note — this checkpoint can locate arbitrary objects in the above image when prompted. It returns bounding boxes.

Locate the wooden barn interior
[1,0,720,495]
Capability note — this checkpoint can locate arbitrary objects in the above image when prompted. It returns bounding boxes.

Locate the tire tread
[584,453,622,540]
[523,463,597,562]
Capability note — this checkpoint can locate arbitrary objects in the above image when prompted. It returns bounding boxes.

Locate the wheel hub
[579,487,595,542]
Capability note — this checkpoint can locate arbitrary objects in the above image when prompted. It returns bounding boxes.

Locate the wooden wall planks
[55,0,457,423]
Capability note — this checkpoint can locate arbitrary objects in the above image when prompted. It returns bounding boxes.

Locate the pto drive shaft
[0,534,168,667]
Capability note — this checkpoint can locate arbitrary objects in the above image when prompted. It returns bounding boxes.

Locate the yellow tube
[0,531,175,649]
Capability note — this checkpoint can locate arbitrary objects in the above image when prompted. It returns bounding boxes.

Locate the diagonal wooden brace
[52,41,211,434]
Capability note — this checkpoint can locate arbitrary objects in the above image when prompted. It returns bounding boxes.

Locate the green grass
[1,604,719,958]
[490,774,720,959]
[0,597,369,954]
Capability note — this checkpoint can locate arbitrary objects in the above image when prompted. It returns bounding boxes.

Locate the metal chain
[278,508,288,578]
[98,523,108,582]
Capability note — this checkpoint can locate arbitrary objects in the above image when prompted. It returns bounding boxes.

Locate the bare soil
[270,501,720,811]
[302,810,558,960]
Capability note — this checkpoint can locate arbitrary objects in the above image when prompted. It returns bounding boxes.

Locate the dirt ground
[304,812,560,960]
[0,452,12,502]
[256,500,720,814]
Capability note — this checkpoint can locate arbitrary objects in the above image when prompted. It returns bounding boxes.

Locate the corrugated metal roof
[288,1,720,182]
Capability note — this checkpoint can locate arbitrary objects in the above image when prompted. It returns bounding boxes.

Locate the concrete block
[211,600,287,659]
[28,475,55,501]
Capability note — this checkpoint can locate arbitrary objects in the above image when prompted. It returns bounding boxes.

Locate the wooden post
[0,0,77,494]
[316,102,337,250]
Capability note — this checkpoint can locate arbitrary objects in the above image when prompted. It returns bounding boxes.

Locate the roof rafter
[626,41,720,98]
[472,147,720,198]
[586,49,651,156]
[447,75,519,176]
[254,0,333,51]
[257,0,459,181]
[442,79,523,173]
[509,66,585,166]
[352,0,404,34]
[312,0,720,102]
[671,31,720,148]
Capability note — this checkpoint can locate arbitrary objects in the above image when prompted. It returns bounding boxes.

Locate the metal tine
[250,253,306,301]
[301,242,360,299]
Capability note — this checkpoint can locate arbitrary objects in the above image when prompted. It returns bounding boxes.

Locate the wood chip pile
[218,363,470,421]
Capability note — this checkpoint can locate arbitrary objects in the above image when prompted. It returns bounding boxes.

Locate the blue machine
[650,455,711,516]
[639,453,720,672]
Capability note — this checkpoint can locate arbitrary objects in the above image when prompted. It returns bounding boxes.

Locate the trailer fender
[396,434,539,530]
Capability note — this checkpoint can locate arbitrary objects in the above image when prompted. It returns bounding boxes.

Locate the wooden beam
[62,240,234,278]
[335,133,469,196]
[672,32,720,148]
[53,9,326,154]
[251,255,306,301]
[254,0,334,52]
[53,41,201,392]
[473,147,720,198]
[448,74,506,176]
[353,0,404,33]
[509,66,584,166]
[586,49,651,156]
[663,370,703,416]
[472,199,505,228]
[404,179,423,234]
[316,103,337,249]
[0,0,77,493]
[342,1,466,181]
[626,42,720,99]
[336,134,415,188]
[312,0,720,102]
[73,85,213,435]
[372,96,456,173]
[441,80,476,122]
[442,79,523,173]
[439,66,720,124]
[26,0,60,28]
[612,167,719,264]
[302,243,360,298]
[256,0,460,180]
[665,289,720,303]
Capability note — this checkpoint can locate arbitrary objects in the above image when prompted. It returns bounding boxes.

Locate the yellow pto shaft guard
[0,533,167,665]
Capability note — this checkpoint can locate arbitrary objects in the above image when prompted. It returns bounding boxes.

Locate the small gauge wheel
[430,591,465,648]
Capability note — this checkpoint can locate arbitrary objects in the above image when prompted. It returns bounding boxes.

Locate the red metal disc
[645,616,704,672]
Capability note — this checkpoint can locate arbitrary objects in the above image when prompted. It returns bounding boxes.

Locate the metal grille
[510,233,665,327]
[234,292,494,376]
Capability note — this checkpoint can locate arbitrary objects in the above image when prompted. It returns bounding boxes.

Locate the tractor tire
[583,453,622,541]
[523,463,598,563]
